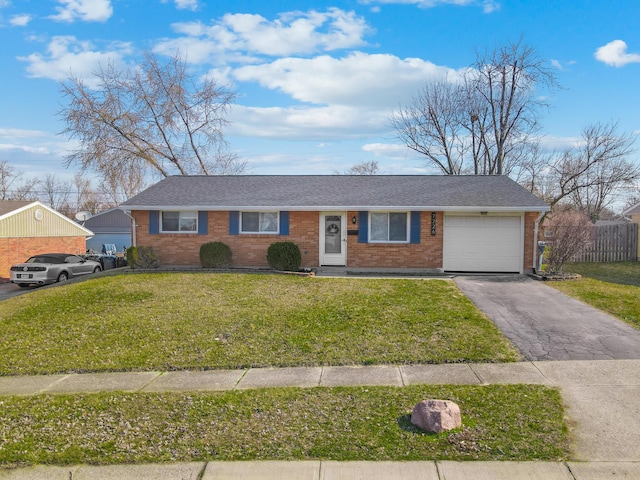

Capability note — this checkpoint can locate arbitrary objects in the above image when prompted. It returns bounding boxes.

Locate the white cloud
[154,8,371,63]
[226,51,464,142]
[18,36,132,86]
[174,0,199,10]
[228,104,388,140]
[9,14,31,26]
[233,52,461,108]
[50,0,113,23]
[0,128,50,139]
[595,40,640,67]
[358,0,500,13]
[160,0,199,11]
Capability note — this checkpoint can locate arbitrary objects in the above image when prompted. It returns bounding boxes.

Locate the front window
[241,212,278,233]
[370,212,408,242]
[161,211,197,232]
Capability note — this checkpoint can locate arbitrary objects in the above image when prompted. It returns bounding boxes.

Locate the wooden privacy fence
[572,223,638,263]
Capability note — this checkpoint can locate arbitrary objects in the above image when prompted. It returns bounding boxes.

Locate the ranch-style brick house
[120,175,549,274]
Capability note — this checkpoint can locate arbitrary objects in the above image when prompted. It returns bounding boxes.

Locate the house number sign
[431,212,437,235]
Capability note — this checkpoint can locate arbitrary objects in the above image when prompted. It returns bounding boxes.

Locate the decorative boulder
[411,399,462,433]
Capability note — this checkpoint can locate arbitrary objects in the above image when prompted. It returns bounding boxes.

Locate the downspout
[122,210,137,247]
[532,211,545,274]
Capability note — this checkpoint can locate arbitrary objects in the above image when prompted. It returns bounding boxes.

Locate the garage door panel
[443,216,522,273]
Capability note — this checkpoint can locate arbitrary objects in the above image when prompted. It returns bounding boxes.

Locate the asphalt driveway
[453,275,640,361]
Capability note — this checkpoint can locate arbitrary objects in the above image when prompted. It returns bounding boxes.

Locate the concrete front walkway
[1,360,639,479]
[453,275,640,361]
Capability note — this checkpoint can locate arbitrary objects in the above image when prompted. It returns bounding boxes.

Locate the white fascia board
[0,201,38,221]
[37,202,95,236]
[121,205,550,213]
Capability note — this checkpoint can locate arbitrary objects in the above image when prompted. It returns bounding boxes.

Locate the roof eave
[120,205,550,213]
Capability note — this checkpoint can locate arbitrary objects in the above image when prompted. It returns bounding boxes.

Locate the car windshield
[26,255,65,264]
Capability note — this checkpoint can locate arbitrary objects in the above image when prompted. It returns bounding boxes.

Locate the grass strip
[0,384,568,466]
[0,274,519,376]
[550,262,640,329]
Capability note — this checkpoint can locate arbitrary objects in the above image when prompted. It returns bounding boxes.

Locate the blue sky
[0,0,639,183]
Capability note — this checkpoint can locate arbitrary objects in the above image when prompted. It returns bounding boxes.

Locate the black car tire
[18,284,30,288]
[57,272,69,283]
[93,266,101,273]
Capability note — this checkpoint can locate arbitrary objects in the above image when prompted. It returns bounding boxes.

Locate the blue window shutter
[229,211,239,235]
[198,211,208,235]
[279,211,290,235]
[358,211,368,243]
[410,211,421,244]
[149,211,159,234]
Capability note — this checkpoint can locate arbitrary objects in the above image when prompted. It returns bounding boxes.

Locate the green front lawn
[549,262,640,329]
[0,385,568,466]
[0,273,519,375]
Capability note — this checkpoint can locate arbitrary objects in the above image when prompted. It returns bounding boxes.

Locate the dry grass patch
[0,384,568,466]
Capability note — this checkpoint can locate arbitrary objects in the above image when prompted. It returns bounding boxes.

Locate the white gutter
[121,205,551,213]
[121,209,137,247]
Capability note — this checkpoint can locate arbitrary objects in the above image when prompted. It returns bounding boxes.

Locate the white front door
[320,213,347,266]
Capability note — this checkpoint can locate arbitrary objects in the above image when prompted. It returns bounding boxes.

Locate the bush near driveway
[0,273,520,375]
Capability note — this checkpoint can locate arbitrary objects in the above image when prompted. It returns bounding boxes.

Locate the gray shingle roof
[120,175,549,212]
[83,208,131,233]
[0,200,32,217]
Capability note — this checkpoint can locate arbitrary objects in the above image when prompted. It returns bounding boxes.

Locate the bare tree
[40,174,73,216]
[72,172,105,214]
[0,161,41,201]
[392,40,558,175]
[0,161,19,200]
[10,178,39,201]
[543,209,594,272]
[99,157,148,207]
[471,41,557,175]
[335,160,380,175]
[523,122,639,222]
[392,80,466,174]
[60,50,246,180]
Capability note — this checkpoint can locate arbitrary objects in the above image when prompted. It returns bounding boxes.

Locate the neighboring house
[119,175,549,274]
[82,208,132,253]
[0,200,94,280]
[623,202,640,259]
[624,202,640,224]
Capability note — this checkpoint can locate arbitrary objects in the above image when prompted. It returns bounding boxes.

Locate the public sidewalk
[1,359,639,479]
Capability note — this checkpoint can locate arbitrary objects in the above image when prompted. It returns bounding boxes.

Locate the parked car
[10,253,102,288]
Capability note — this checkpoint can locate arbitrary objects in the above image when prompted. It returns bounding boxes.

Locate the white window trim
[160,210,198,234]
[368,211,410,243]
[240,211,280,234]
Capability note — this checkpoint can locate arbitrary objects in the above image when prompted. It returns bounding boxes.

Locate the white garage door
[443,216,523,273]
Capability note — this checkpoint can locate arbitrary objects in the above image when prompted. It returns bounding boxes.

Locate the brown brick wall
[133,210,443,269]
[0,236,87,280]
[131,209,538,271]
[133,211,320,267]
[346,211,443,268]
